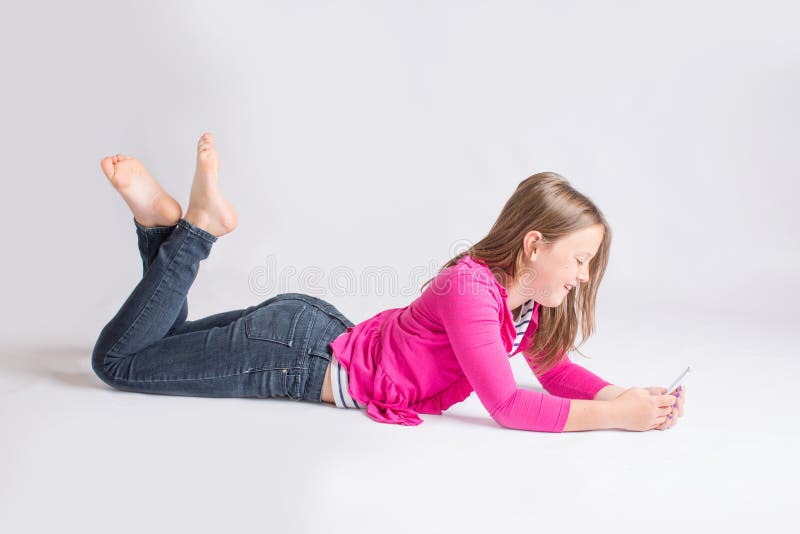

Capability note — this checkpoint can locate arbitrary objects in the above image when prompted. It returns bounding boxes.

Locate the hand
[610,387,677,431]
[643,385,686,430]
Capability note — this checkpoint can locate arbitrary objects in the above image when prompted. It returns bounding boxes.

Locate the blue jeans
[91,217,355,403]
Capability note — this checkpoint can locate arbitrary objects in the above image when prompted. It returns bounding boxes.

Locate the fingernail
[676,392,680,397]
[669,414,673,419]
[673,403,677,408]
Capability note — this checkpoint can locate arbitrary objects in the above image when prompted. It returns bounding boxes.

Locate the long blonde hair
[420,171,612,375]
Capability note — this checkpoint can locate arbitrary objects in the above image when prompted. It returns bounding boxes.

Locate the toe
[100,157,115,179]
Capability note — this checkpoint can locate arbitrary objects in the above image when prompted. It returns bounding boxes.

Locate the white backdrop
[1,1,797,533]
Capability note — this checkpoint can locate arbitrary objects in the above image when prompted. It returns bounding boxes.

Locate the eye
[577,259,585,267]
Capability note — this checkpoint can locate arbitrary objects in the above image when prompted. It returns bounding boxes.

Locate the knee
[90,341,117,388]
[91,346,108,381]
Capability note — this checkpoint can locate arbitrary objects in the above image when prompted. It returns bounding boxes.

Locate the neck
[504,278,535,313]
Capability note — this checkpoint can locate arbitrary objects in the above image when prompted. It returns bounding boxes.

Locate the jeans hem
[177,218,218,243]
[133,216,178,233]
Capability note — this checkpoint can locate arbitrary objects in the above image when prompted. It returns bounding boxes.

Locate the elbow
[490,391,571,433]
[491,410,565,433]
[491,410,521,430]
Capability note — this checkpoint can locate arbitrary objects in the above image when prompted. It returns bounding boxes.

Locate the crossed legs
[94,133,336,403]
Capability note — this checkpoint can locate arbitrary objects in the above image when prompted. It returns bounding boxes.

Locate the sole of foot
[100,154,183,228]
[184,132,238,238]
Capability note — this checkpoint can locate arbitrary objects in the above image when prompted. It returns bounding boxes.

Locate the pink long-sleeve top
[329,255,612,432]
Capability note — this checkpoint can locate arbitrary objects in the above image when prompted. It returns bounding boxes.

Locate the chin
[539,297,563,308]
[540,291,571,308]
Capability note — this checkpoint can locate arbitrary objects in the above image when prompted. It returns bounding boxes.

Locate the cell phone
[665,366,691,395]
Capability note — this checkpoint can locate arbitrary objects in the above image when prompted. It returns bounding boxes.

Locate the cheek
[560,261,579,280]
[529,265,565,296]
[521,259,572,298]
[544,262,571,282]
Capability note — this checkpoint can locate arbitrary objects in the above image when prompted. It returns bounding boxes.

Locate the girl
[92,132,685,433]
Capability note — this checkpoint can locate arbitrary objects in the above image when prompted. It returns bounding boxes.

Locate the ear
[524,230,544,259]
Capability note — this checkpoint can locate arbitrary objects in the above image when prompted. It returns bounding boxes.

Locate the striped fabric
[331,352,363,409]
[511,298,535,353]
[330,298,535,410]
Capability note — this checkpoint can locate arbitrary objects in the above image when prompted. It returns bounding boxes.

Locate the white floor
[2,1,797,531]
[1,298,795,534]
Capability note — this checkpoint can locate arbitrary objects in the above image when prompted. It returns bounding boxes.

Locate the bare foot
[184,132,238,238]
[100,154,182,228]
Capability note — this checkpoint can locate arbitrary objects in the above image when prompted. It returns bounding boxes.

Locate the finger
[658,403,675,429]
[657,413,669,427]
[671,396,678,425]
[653,415,664,430]
[660,394,677,407]
[652,421,662,431]
[656,415,668,430]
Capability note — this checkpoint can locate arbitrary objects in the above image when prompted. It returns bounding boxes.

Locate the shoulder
[428,256,505,309]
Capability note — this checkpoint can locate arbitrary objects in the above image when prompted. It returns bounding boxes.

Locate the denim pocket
[285,369,305,400]
[266,368,303,400]
[244,300,307,347]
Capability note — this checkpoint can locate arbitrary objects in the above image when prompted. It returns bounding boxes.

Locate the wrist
[563,399,617,432]
[593,384,625,401]
[603,399,622,429]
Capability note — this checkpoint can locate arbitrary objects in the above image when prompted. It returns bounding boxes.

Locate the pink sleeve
[437,270,571,432]
[529,353,613,400]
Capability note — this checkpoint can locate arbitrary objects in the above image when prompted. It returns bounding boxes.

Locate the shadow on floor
[0,344,104,394]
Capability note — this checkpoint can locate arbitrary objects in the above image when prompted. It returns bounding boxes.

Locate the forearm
[491,389,572,433]
[534,355,615,400]
[562,399,617,432]
[593,384,625,401]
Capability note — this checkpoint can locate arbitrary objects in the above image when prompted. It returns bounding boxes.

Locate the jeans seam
[269,294,341,320]
[178,219,217,244]
[297,306,316,367]
[111,365,302,384]
[308,316,341,359]
[142,230,150,269]
[107,225,192,357]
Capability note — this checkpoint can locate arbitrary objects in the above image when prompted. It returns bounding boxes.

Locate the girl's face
[517,224,604,308]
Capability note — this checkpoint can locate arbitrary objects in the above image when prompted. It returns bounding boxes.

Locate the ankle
[183,209,211,232]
